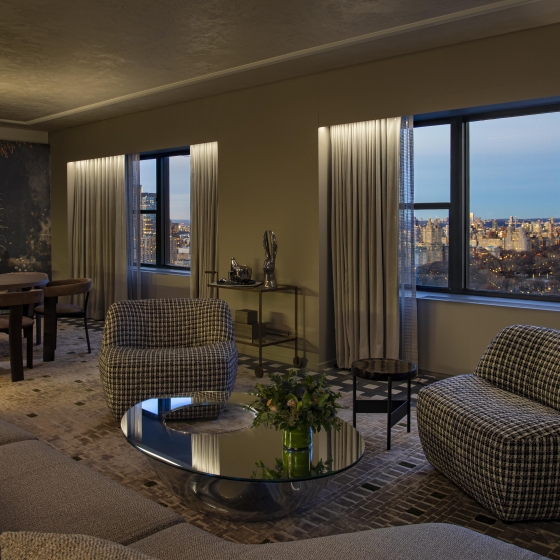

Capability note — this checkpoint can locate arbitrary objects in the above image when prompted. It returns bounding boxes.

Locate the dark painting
[0,142,51,274]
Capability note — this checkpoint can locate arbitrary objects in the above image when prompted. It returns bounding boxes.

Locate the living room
[1,2,560,558]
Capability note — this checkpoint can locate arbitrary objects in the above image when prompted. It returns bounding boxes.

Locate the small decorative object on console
[235,309,258,324]
[262,230,278,289]
[228,257,253,284]
[249,369,342,450]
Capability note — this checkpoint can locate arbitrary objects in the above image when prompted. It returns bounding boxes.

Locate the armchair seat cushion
[100,341,238,419]
[0,316,34,330]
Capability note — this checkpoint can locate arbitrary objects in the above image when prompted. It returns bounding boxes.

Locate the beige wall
[49,23,560,371]
[418,298,560,376]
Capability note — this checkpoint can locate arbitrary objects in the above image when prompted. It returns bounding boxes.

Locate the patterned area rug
[0,319,559,559]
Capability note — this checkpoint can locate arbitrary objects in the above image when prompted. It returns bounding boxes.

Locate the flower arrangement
[249,369,343,433]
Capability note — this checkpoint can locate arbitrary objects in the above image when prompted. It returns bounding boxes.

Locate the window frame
[414,102,560,303]
[140,147,190,271]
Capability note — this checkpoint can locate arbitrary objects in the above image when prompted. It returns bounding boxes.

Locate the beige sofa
[0,417,544,559]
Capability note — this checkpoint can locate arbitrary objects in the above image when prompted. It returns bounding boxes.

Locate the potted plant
[249,369,343,450]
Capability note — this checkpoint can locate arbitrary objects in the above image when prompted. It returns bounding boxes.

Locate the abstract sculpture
[263,230,278,289]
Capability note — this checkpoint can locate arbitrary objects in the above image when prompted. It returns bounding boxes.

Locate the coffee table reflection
[121,392,365,520]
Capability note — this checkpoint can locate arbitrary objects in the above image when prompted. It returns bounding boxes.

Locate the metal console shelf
[208,282,300,378]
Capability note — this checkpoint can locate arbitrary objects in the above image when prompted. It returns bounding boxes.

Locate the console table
[208,281,300,377]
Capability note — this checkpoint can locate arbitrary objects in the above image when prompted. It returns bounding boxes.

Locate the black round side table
[351,358,417,450]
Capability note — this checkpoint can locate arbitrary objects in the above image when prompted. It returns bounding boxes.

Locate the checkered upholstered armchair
[417,324,560,522]
[99,299,238,420]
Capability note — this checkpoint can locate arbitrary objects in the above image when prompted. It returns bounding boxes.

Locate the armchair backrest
[102,298,235,349]
[474,324,560,411]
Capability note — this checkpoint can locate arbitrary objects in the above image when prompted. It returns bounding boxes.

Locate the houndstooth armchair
[417,324,560,522]
[99,299,238,420]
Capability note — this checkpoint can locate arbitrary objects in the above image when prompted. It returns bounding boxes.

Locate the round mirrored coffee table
[121,392,365,521]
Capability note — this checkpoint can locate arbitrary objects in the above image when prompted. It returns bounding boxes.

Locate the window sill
[141,267,190,277]
[416,291,560,312]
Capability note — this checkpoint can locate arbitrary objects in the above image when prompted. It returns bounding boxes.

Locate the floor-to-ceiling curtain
[331,118,417,368]
[190,142,218,299]
[69,154,141,319]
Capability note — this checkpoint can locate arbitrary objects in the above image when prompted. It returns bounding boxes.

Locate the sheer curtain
[68,154,141,320]
[126,154,142,301]
[398,118,418,364]
[330,118,417,368]
[190,142,218,299]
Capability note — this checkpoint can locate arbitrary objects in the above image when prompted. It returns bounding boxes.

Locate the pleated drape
[331,118,417,368]
[190,142,218,299]
[69,156,128,320]
[191,434,220,475]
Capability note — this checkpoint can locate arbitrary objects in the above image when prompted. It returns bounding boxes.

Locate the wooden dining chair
[35,278,93,362]
[0,289,43,381]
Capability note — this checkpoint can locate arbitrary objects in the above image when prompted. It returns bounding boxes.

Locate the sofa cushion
[0,417,37,446]
[130,522,544,560]
[0,532,157,560]
[417,374,560,521]
[475,324,560,410]
[0,440,184,545]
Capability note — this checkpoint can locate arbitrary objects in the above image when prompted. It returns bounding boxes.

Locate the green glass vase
[283,448,311,478]
[282,426,312,450]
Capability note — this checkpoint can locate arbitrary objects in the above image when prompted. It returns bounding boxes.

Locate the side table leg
[407,377,412,432]
[387,378,392,450]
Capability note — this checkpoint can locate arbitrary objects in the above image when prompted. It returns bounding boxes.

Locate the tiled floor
[238,354,441,404]
[1,322,559,558]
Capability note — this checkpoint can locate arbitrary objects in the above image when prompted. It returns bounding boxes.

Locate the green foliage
[249,369,343,433]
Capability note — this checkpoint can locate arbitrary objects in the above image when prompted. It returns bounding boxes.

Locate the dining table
[0,272,49,380]
[0,272,49,291]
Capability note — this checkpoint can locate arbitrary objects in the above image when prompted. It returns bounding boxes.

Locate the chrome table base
[149,457,330,521]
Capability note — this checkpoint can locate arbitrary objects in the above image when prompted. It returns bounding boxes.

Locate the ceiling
[2,0,559,131]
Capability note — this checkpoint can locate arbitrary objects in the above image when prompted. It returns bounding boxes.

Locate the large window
[140,149,191,269]
[414,105,560,300]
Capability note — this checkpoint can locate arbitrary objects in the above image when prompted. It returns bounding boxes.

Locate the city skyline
[415,212,560,295]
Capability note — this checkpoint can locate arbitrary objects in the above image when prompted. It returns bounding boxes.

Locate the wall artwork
[0,141,51,274]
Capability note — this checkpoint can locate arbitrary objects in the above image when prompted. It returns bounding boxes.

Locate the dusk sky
[140,112,559,225]
[140,155,190,221]
[415,111,560,221]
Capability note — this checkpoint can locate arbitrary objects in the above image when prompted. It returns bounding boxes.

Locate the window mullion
[156,157,163,266]
[448,118,466,293]
[162,157,170,266]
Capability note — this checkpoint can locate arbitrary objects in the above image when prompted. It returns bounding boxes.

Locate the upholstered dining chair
[0,289,43,381]
[35,278,92,361]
